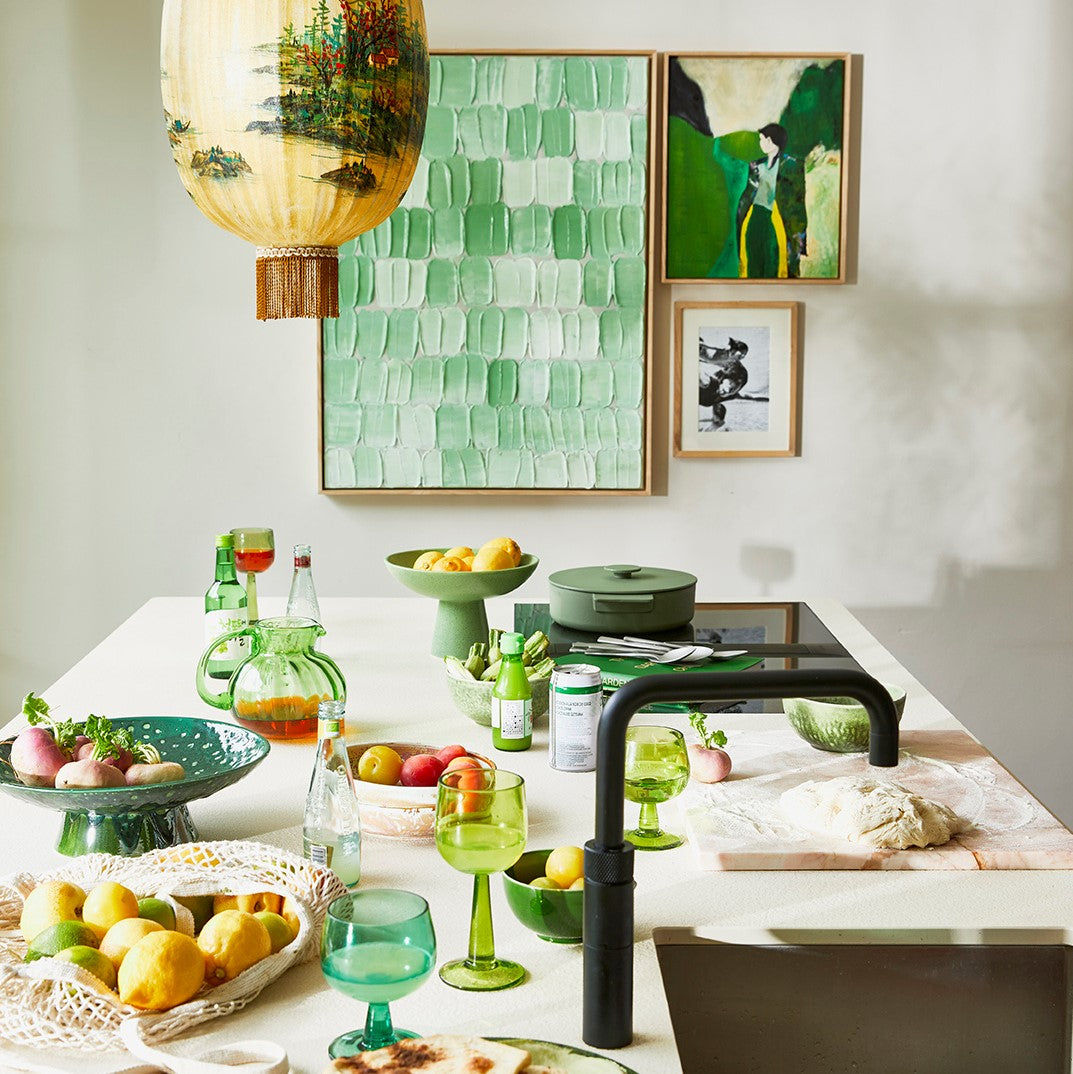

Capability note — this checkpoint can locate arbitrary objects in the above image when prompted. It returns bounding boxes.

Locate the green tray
[0,716,270,857]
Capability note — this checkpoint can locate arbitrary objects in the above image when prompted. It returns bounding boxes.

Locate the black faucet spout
[582,667,899,1050]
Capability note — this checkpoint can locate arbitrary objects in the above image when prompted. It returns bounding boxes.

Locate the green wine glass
[435,767,527,991]
[320,889,436,1057]
[623,725,690,850]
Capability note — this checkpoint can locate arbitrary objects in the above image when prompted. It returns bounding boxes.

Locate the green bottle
[204,533,249,680]
[491,632,532,751]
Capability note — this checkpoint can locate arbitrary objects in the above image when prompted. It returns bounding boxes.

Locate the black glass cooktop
[514,601,863,714]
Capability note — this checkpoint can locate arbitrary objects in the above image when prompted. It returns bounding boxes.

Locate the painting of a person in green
[664,55,846,281]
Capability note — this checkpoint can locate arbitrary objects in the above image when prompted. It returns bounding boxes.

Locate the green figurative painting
[321,52,653,492]
[664,54,849,282]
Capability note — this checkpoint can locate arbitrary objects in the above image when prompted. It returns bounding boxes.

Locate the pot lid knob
[605,564,642,578]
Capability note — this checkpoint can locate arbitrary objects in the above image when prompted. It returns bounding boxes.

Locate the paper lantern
[161,0,428,319]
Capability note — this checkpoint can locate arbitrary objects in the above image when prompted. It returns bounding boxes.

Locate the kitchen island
[1,597,1072,1074]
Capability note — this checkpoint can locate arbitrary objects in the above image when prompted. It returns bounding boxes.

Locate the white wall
[3,2,1071,819]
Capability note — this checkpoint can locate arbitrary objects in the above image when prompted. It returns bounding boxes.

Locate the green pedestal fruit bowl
[0,716,269,856]
[385,549,538,658]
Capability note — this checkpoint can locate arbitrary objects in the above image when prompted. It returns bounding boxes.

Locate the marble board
[682,728,1073,870]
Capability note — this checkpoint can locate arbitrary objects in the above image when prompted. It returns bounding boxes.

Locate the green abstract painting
[663,53,849,283]
[321,52,653,491]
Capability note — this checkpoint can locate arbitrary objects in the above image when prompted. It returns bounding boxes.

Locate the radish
[54,758,125,789]
[687,711,732,784]
[10,727,71,788]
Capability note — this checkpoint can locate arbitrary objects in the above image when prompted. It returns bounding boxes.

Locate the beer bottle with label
[204,533,249,680]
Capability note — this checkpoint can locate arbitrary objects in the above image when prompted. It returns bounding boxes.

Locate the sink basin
[654,926,1073,1073]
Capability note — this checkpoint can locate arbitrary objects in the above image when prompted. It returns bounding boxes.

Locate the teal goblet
[320,889,436,1057]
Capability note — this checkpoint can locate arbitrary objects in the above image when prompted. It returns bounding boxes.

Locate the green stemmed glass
[435,767,527,990]
[623,725,690,850]
[231,526,274,622]
[320,890,437,1057]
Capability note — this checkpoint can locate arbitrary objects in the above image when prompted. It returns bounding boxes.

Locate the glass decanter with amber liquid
[195,616,346,739]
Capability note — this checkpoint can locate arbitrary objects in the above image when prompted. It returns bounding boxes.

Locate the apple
[399,753,445,788]
[688,742,732,783]
[357,745,404,786]
[435,743,468,766]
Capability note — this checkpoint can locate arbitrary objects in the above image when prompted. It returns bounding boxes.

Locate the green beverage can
[549,664,603,772]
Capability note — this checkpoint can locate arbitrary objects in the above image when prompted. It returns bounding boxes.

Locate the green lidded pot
[196,615,346,740]
[547,564,697,633]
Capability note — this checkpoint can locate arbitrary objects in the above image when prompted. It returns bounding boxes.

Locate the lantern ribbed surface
[161,0,428,319]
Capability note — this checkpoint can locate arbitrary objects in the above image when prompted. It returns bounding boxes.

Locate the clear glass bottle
[286,543,321,623]
[204,533,249,680]
[303,699,362,886]
[491,632,532,751]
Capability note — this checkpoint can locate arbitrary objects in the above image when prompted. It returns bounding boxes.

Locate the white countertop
[2,597,1072,1074]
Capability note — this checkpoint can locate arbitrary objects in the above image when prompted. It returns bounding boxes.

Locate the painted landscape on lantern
[263,0,428,188]
[162,0,428,199]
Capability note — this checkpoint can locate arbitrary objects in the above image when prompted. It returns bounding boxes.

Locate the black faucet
[581,668,900,1050]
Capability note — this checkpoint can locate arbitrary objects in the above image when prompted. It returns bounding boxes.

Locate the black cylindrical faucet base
[583,840,635,1049]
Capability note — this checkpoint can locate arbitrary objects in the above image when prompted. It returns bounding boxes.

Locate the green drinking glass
[320,890,436,1058]
[623,725,690,850]
[435,767,527,991]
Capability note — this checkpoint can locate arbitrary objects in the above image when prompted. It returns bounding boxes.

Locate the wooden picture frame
[674,301,800,458]
[319,50,657,494]
[661,52,851,284]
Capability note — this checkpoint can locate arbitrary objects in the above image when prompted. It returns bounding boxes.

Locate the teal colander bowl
[0,716,269,857]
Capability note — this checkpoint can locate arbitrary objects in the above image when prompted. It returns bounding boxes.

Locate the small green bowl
[445,671,550,729]
[782,684,907,753]
[503,849,584,944]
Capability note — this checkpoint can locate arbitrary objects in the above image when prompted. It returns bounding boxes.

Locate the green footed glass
[435,768,527,990]
[623,725,690,850]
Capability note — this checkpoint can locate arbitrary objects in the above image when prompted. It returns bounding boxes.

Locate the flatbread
[326,1034,532,1074]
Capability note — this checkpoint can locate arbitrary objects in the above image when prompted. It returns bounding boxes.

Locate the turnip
[124,762,186,786]
[10,727,70,788]
[686,711,732,784]
[74,739,133,771]
[54,758,125,789]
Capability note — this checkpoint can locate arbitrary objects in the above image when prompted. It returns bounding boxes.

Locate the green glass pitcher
[196,616,346,740]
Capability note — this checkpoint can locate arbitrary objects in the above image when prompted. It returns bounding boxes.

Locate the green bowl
[385,550,539,659]
[503,849,584,944]
[445,671,550,728]
[0,716,270,856]
[782,684,907,753]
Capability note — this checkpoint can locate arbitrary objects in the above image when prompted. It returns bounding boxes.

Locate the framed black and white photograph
[674,301,800,457]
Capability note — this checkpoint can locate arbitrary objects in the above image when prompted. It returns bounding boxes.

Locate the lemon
[118,931,205,1010]
[480,537,522,566]
[137,897,176,931]
[444,546,474,559]
[545,845,585,889]
[412,551,443,570]
[213,892,283,915]
[157,845,221,868]
[19,881,86,943]
[83,882,139,941]
[280,896,301,937]
[198,910,272,983]
[568,877,585,891]
[471,546,515,572]
[53,945,117,990]
[530,876,560,890]
[100,918,164,969]
[25,920,99,962]
[253,911,296,953]
[431,555,468,572]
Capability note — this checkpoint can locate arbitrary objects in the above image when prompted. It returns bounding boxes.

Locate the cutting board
[683,728,1073,870]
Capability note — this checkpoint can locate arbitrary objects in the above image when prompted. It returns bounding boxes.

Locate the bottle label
[492,697,532,739]
[204,610,250,663]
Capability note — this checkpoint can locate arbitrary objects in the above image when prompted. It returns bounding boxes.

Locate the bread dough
[780,776,970,849]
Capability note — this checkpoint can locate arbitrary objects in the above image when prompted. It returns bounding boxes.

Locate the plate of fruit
[347,742,493,839]
[0,694,270,856]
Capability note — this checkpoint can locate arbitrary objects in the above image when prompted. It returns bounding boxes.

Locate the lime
[25,920,99,962]
[137,897,177,931]
[253,911,296,953]
[174,895,214,934]
[530,876,561,890]
[53,945,117,990]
